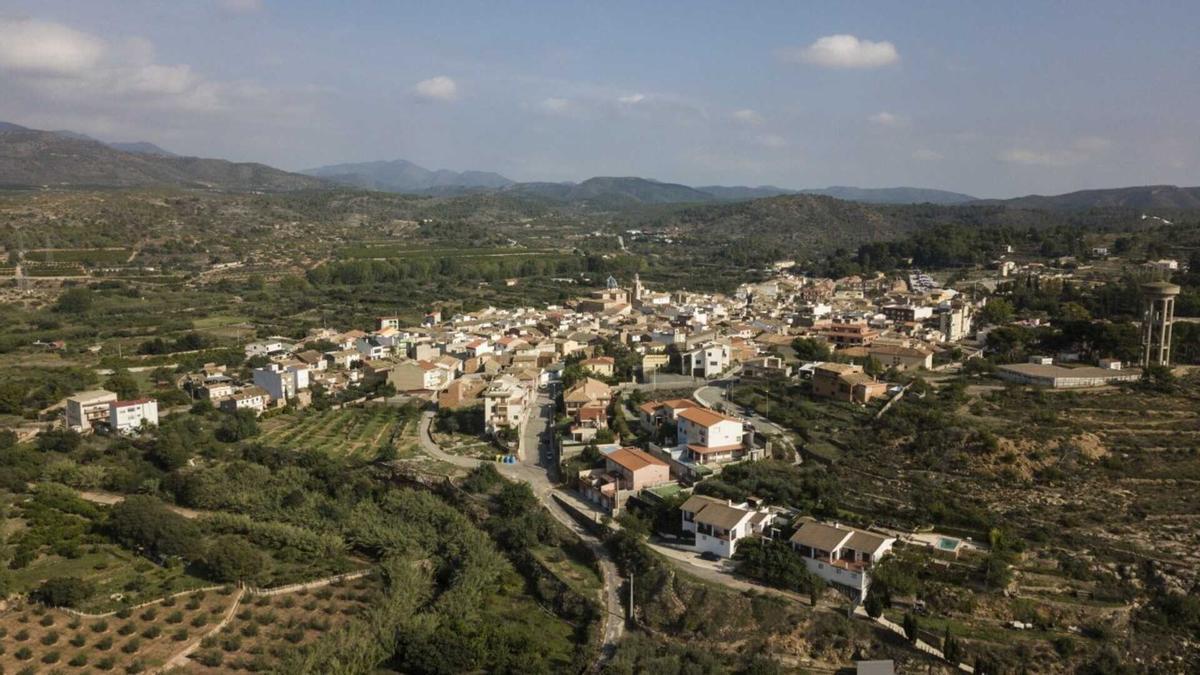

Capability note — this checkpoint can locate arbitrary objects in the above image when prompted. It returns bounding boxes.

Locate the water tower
[1141,281,1181,367]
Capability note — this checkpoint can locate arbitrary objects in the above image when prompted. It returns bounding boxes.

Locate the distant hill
[107,141,177,157]
[303,159,513,193]
[990,185,1200,210]
[504,177,717,208]
[0,125,324,191]
[695,185,796,200]
[799,186,976,205]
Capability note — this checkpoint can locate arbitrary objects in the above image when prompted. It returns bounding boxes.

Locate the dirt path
[76,490,210,520]
[155,587,246,673]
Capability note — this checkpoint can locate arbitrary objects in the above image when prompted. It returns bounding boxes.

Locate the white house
[220,386,269,415]
[253,363,310,402]
[675,406,749,465]
[244,340,290,358]
[788,520,896,599]
[65,389,118,432]
[482,375,528,435]
[680,494,774,558]
[109,398,159,434]
[681,343,732,377]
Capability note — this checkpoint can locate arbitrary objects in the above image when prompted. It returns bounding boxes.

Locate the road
[693,377,790,439]
[417,403,626,666]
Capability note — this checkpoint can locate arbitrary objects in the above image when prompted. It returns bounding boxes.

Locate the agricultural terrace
[24,248,132,266]
[0,586,238,674]
[257,405,419,458]
[335,244,559,259]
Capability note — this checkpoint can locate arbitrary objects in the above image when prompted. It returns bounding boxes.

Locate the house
[482,375,528,434]
[244,340,290,358]
[872,344,933,371]
[741,355,791,380]
[788,519,896,599]
[580,356,615,377]
[680,494,775,558]
[438,378,486,410]
[637,398,698,432]
[819,322,879,347]
[812,363,887,404]
[682,343,732,377]
[253,363,310,402]
[880,304,934,323]
[219,386,269,415]
[200,382,235,400]
[65,389,118,432]
[578,447,672,513]
[676,406,752,465]
[109,398,159,434]
[377,316,401,330]
[563,378,613,415]
[326,349,362,369]
[390,360,452,392]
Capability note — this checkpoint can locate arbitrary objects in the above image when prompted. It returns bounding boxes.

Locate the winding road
[418,405,626,666]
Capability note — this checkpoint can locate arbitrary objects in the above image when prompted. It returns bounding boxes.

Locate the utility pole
[627,570,634,621]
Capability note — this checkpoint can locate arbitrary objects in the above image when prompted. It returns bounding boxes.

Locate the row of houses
[65,390,159,434]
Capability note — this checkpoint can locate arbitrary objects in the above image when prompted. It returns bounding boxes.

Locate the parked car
[699,551,722,562]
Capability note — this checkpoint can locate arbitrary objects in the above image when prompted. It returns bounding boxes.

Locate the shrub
[283,628,304,644]
[191,614,209,628]
[254,610,276,626]
[121,637,141,654]
[140,607,158,621]
[96,636,114,650]
[185,597,201,610]
[240,623,259,638]
[254,595,271,607]
[70,633,86,647]
[221,635,242,652]
[39,614,55,626]
[42,650,61,664]
[15,628,30,641]
[172,628,189,641]
[118,623,136,636]
[115,607,132,619]
[166,610,184,624]
[97,655,116,670]
[92,619,109,632]
[126,661,145,674]
[142,625,161,639]
[41,630,60,645]
[196,649,223,667]
[237,608,253,621]
[67,617,81,629]
[69,653,88,666]
[15,646,33,660]
[33,576,96,608]
[161,595,176,606]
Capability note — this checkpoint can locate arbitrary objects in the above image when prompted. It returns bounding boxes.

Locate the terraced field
[257,406,416,457]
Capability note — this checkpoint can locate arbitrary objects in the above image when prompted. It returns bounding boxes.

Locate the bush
[166,610,184,624]
[115,607,132,619]
[221,635,242,652]
[142,625,161,639]
[69,653,88,666]
[96,636,114,650]
[39,614,55,626]
[121,637,141,654]
[91,620,109,633]
[14,646,32,660]
[240,623,259,638]
[97,655,116,670]
[70,632,86,647]
[126,661,145,674]
[191,614,209,628]
[140,607,158,621]
[15,628,30,641]
[172,628,189,641]
[33,576,96,608]
[41,650,61,664]
[197,649,224,667]
[118,623,136,636]
[40,630,59,645]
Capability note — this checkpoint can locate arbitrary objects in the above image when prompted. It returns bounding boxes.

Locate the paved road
[417,406,626,666]
[693,381,790,439]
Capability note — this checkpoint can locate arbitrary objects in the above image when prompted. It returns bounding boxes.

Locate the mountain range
[0,123,323,191]
[2,122,1198,210]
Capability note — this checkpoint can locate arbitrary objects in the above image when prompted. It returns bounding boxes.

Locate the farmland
[336,243,561,260]
[257,405,419,458]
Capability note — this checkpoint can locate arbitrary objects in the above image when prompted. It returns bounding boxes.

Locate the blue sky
[1,0,1197,196]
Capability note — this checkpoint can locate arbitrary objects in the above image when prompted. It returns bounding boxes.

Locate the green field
[336,244,559,259]
[258,406,414,457]
[25,248,131,265]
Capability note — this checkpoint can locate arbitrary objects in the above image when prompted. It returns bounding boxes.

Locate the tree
[980,298,1015,326]
[108,495,204,560]
[104,369,140,400]
[54,287,93,314]
[36,428,81,454]
[204,535,265,582]
[903,611,919,643]
[863,592,884,619]
[216,409,259,442]
[791,337,831,362]
[943,625,962,663]
[34,576,95,608]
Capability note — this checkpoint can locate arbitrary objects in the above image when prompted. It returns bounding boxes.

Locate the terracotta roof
[789,521,853,552]
[677,406,737,428]
[680,494,726,513]
[693,502,753,530]
[607,447,667,472]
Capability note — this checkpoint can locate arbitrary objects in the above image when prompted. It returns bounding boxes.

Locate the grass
[7,546,211,613]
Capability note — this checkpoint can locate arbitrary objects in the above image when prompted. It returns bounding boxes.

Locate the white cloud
[868,111,904,127]
[216,0,264,13]
[539,97,571,114]
[754,134,788,149]
[617,93,645,104]
[0,18,105,76]
[732,108,764,126]
[414,76,458,101]
[781,34,899,69]
[999,137,1113,167]
[912,148,944,161]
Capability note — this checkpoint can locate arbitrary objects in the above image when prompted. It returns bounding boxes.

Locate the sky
[1,1,1198,197]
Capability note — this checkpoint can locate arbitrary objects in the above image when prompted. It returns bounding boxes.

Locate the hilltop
[989,185,1200,210]
[303,158,513,193]
[0,124,325,191]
